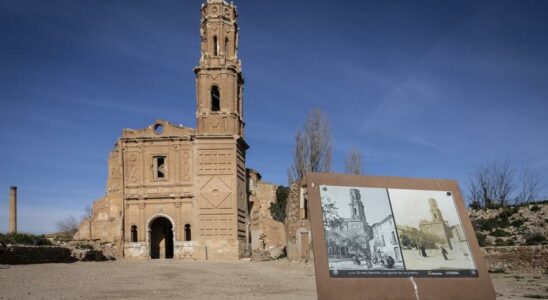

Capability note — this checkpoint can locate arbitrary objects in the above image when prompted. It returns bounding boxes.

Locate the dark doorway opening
[150,217,174,259]
[184,224,191,241]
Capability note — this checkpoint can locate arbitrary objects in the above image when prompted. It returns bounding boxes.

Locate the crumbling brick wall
[482,245,547,274]
[248,172,286,261]
[284,179,312,261]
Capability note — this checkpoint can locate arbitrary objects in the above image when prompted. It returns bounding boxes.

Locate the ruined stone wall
[284,180,311,261]
[482,245,547,274]
[74,148,123,245]
[73,0,251,261]
[249,178,286,261]
[75,121,250,261]
[0,245,75,264]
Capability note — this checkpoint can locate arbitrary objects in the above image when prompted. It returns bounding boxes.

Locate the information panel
[307,173,496,300]
[320,185,477,278]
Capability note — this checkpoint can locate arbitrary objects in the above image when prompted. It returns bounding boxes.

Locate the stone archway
[149,216,174,259]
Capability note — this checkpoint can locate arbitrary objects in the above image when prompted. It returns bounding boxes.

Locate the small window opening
[225,37,229,56]
[154,156,166,179]
[237,83,241,114]
[184,224,192,241]
[154,124,164,134]
[304,198,308,219]
[131,225,138,242]
[211,86,220,112]
[213,36,218,56]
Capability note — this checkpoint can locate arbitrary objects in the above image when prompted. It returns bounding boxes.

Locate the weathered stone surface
[8,186,17,233]
[74,0,250,261]
[482,245,548,274]
[284,180,312,262]
[248,171,286,261]
[469,203,547,246]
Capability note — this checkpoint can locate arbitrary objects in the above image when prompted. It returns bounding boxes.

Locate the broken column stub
[9,186,17,233]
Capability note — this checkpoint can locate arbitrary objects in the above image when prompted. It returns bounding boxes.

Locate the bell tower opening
[213,35,219,56]
[211,85,220,112]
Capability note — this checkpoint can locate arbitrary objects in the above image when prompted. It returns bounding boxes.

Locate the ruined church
[75,0,250,260]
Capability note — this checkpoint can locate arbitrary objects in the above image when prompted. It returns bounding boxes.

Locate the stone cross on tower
[194,0,244,137]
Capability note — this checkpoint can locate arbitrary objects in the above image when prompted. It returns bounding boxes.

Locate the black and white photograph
[320,185,404,277]
[389,189,477,272]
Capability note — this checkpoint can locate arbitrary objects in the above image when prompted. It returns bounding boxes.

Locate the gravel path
[0,260,545,299]
[0,260,316,300]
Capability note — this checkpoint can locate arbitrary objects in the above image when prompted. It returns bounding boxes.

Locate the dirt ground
[0,260,546,300]
[491,272,548,300]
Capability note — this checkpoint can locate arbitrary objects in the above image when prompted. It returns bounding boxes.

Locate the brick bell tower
[195,0,244,137]
[193,0,249,260]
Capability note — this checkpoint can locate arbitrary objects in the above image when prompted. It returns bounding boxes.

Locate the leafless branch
[345,147,363,175]
[290,108,333,181]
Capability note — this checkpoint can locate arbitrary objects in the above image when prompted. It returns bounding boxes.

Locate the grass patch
[526,232,546,245]
[475,232,488,247]
[269,186,289,223]
[523,294,547,299]
[0,232,52,246]
[510,219,525,228]
[492,228,510,237]
[530,205,541,212]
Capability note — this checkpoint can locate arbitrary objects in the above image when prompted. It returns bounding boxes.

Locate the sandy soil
[0,260,546,299]
[491,272,548,300]
[0,260,316,300]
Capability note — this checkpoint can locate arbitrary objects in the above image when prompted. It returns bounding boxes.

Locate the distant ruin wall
[0,244,115,265]
[249,181,286,261]
[284,179,311,262]
[482,245,547,274]
[0,245,75,264]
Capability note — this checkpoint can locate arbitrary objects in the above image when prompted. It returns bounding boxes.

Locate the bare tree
[515,167,542,204]
[289,108,333,181]
[55,215,80,237]
[345,147,363,175]
[468,159,544,208]
[467,160,515,208]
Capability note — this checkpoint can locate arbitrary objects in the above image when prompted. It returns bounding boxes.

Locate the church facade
[326,189,373,256]
[419,198,454,250]
[75,0,249,261]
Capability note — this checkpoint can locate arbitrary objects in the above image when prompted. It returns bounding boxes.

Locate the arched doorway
[149,217,174,259]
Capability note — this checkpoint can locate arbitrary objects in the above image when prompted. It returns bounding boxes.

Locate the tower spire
[194,0,244,137]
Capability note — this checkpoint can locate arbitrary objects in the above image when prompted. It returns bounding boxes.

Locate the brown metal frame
[306,173,496,300]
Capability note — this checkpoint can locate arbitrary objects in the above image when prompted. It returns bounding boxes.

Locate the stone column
[9,186,17,233]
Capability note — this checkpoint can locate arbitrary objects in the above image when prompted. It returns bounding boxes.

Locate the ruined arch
[131,225,138,242]
[147,214,175,259]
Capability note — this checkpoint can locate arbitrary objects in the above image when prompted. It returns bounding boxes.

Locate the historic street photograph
[320,185,404,276]
[389,189,476,271]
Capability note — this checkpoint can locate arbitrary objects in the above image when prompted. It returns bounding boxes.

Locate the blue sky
[1,0,547,233]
